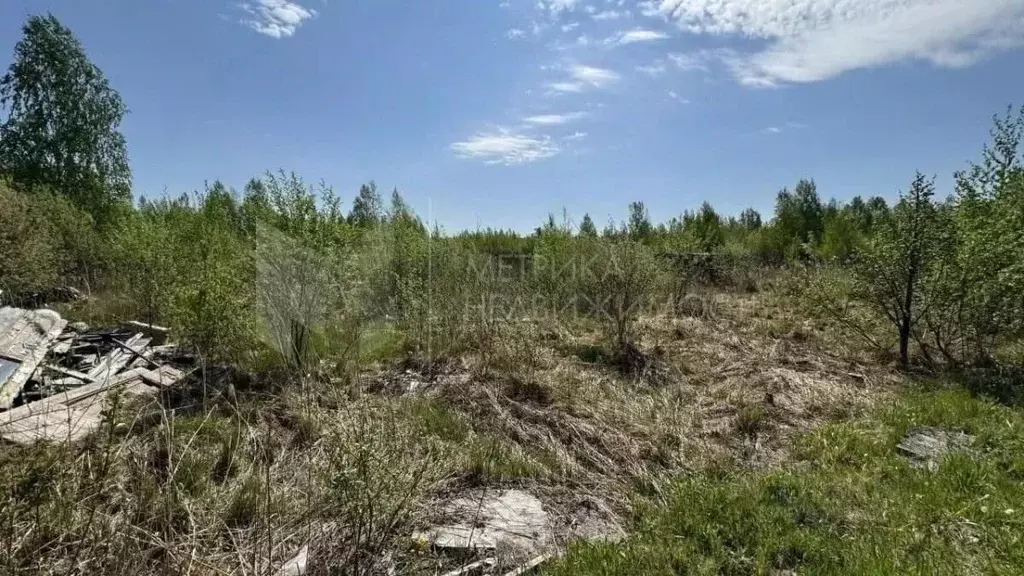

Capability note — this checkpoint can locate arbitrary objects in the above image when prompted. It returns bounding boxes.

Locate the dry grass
[0,287,898,574]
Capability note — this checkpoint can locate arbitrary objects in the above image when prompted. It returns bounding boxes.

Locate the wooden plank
[501,554,554,576]
[43,364,97,383]
[113,338,160,369]
[140,365,186,388]
[0,380,157,444]
[50,340,73,355]
[0,368,149,427]
[123,321,169,345]
[0,371,160,445]
[87,334,149,381]
[0,308,67,410]
[441,558,496,576]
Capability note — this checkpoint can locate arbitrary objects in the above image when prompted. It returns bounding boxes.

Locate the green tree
[0,14,130,223]
[578,213,598,237]
[953,105,1024,354]
[774,179,824,256]
[857,172,943,368]
[627,201,652,241]
[739,208,762,230]
[690,201,724,252]
[348,181,383,228]
[602,217,619,239]
[818,211,863,263]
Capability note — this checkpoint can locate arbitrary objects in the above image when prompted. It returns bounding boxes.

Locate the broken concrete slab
[898,427,974,469]
[0,307,67,410]
[414,490,552,554]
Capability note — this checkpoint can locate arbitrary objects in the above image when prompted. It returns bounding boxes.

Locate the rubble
[898,427,975,469]
[0,307,67,410]
[413,490,552,555]
[0,306,190,445]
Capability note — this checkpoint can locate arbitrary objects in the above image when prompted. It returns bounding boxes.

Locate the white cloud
[569,64,621,86]
[608,28,670,45]
[667,51,714,71]
[239,0,316,38]
[546,81,586,93]
[540,0,582,14]
[545,65,618,94]
[646,0,1024,85]
[592,9,625,20]
[566,131,588,141]
[523,111,590,124]
[763,126,783,134]
[507,28,526,39]
[636,61,668,76]
[451,129,561,165]
[562,21,581,32]
[667,90,690,103]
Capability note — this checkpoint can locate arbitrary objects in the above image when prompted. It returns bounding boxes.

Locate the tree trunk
[899,318,911,369]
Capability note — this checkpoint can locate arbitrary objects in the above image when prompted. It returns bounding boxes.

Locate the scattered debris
[0,307,67,410]
[440,557,496,576]
[0,306,191,445]
[567,509,625,544]
[370,359,472,396]
[278,544,308,576]
[414,490,552,555]
[501,552,555,576]
[898,427,975,469]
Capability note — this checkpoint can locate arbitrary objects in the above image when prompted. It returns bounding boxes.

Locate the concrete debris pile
[0,306,190,445]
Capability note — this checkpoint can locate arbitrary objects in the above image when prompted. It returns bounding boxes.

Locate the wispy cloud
[450,129,560,165]
[667,51,716,71]
[763,126,783,134]
[523,111,590,125]
[546,81,586,94]
[646,0,1024,86]
[570,64,621,86]
[636,61,668,76]
[238,0,316,38]
[507,28,526,39]
[546,64,621,94]
[592,9,626,20]
[539,0,582,15]
[607,28,670,45]
[667,90,690,103]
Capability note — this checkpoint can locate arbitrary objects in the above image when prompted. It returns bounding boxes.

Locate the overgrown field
[2,280,903,575]
[3,14,1024,573]
[550,385,1024,575]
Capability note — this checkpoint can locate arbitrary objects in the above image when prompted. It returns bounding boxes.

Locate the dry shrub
[675,293,718,320]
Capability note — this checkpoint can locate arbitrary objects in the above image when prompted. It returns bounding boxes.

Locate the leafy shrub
[0,180,60,297]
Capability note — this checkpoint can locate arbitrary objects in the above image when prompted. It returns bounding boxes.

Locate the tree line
[2,14,1024,380]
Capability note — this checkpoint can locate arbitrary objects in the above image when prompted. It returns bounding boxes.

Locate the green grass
[548,384,1024,575]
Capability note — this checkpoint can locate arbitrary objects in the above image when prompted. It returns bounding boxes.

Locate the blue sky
[2,0,1023,232]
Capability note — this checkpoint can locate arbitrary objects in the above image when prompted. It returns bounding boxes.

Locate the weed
[735,403,768,437]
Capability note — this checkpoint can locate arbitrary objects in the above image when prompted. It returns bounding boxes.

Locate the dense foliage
[0,14,131,224]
